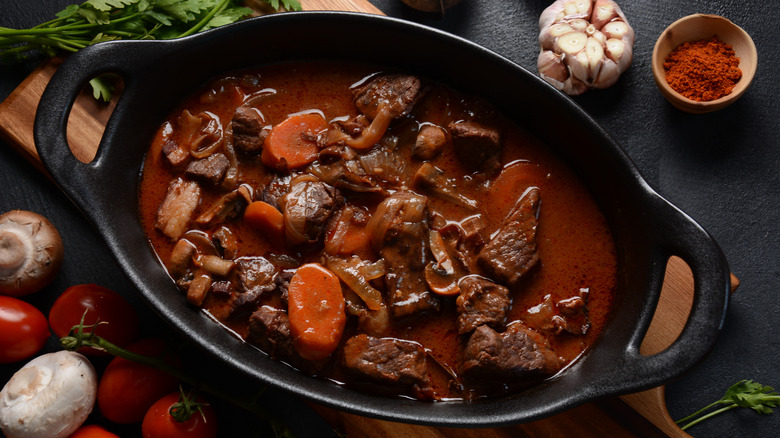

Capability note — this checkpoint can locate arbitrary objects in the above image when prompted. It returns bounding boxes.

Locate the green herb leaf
[86,0,138,12]
[676,380,780,431]
[203,6,254,30]
[0,0,300,74]
[89,75,115,102]
[55,4,81,19]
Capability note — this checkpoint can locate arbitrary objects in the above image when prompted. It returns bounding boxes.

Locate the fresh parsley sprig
[0,0,302,100]
[675,379,780,431]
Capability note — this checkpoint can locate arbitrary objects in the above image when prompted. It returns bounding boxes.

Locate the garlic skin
[0,351,97,438]
[537,0,634,95]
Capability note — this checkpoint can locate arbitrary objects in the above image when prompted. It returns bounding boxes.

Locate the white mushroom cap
[0,210,64,297]
[0,351,97,438]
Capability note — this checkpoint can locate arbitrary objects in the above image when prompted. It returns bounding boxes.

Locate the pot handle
[609,194,730,392]
[33,40,162,203]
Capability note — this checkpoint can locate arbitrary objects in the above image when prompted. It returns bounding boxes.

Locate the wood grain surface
[0,0,739,436]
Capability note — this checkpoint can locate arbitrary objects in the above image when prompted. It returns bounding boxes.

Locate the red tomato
[68,424,120,438]
[0,296,49,363]
[98,338,181,424]
[142,392,217,438]
[49,284,139,355]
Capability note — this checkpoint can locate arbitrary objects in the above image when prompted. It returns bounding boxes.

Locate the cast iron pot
[34,12,731,427]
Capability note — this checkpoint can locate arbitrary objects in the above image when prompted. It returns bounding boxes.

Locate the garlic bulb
[537,0,634,95]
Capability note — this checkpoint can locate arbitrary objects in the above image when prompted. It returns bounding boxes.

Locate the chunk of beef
[448,121,502,172]
[155,177,201,240]
[478,187,540,285]
[524,289,591,335]
[412,124,448,161]
[456,275,511,335]
[229,256,277,312]
[231,106,268,155]
[366,192,440,317]
[280,178,339,246]
[342,334,429,390]
[185,152,230,186]
[246,305,296,360]
[161,139,189,168]
[460,322,561,381]
[259,174,292,210]
[353,74,423,120]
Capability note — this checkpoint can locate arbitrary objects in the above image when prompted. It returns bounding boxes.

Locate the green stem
[176,0,231,38]
[674,399,730,425]
[679,404,739,431]
[60,330,294,438]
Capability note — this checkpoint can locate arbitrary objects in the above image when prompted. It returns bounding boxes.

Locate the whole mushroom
[0,351,98,438]
[537,0,635,95]
[0,210,64,297]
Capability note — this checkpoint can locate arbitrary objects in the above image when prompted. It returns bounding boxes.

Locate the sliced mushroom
[413,162,478,209]
[194,183,253,227]
[412,123,449,161]
[424,229,469,296]
[0,210,64,297]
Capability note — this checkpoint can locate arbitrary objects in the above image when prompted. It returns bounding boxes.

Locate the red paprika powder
[663,37,742,102]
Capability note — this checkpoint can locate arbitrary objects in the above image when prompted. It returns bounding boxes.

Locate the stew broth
[139,61,617,401]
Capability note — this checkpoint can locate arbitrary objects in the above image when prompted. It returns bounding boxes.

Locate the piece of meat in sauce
[184,152,230,187]
[353,74,423,120]
[155,177,201,240]
[456,275,511,335]
[448,120,502,172]
[259,174,291,210]
[524,289,591,335]
[478,187,540,286]
[342,334,432,397]
[366,192,440,318]
[229,256,277,313]
[280,177,340,246]
[231,106,268,155]
[246,305,297,360]
[460,322,562,382]
[160,125,189,168]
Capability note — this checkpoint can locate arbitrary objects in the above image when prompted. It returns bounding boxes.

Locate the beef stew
[139,61,617,401]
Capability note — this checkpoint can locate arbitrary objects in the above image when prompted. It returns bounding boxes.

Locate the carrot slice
[288,263,346,361]
[243,200,284,247]
[261,112,328,170]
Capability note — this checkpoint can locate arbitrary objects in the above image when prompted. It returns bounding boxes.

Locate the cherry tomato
[68,424,120,438]
[49,284,139,355]
[142,392,217,438]
[98,338,181,424]
[0,296,50,363]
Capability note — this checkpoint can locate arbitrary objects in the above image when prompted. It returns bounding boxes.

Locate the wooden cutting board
[0,0,739,436]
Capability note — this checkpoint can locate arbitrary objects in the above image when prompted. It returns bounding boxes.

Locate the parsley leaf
[88,75,115,101]
[676,379,780,431]
[0,0,302,101]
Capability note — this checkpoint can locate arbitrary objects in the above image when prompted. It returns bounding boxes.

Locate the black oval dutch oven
[33,12,731,427]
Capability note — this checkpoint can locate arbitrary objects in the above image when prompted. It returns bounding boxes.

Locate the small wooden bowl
[652,14,757,113]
